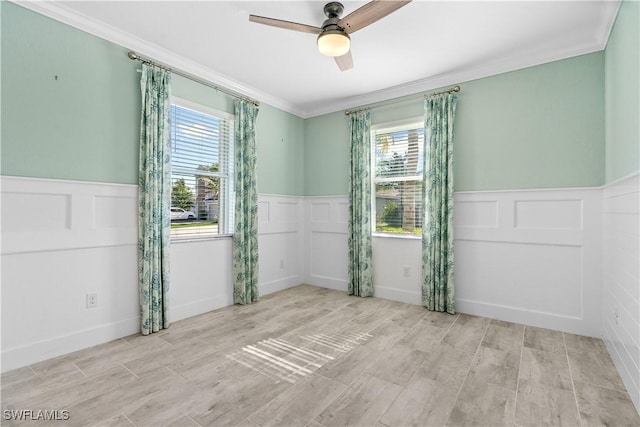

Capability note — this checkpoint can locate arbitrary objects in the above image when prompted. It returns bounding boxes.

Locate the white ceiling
[17,0,620,118]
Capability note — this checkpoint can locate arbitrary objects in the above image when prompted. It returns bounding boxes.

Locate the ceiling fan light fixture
[317,30,350,57]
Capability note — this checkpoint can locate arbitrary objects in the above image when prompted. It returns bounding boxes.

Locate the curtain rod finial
[127,51,138,60]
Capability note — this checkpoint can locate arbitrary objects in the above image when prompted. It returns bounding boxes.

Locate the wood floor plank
[574,380,640,426]
[567,350,627,392]
[314,373,403,427]
[9,365,137,411]
[1,285,636,427]
[481,322,524,353]
[379,376,460,427]
[447,378,516,426]
[365,344,428,386]
[515,379,580,427]
[523,326,565,354]
[519,347,573,391]
[63,367,186,426]
[192,371,292,426]
[248,374,346,426]
[441,314,491,354]
[467,346,520,391]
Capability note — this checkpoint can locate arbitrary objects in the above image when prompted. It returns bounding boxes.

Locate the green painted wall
[304,52,605,195]
[1,2,305,195]
[1,2,140,184]
[172,75,305,196]
[455,52,604,191]
[256,104,305,196]
[3,2,614,196]
[303,111,350,196]
[605,0,640,183]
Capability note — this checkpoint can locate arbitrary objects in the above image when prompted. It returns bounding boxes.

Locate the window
[372,119,424,236]
[170,98,234,239]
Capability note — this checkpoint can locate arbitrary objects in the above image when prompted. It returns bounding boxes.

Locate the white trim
[1,316,140,372]
[601,171,640,412]
[599,1,623,51]
[373,286,421,305]
[371,117,423,134]
[171,96,235,121]
[305,41,609,118]
[372,233,420,241]
[170,295,232,323]
[11,0,302,117]
[10,0,619,119]
[604,170,640,187]
[455,185,604,195]
[371,119,425,237]
[0,174,137,189]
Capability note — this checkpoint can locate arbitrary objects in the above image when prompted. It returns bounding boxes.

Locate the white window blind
[372,120,424,235]
[170,99,234,240]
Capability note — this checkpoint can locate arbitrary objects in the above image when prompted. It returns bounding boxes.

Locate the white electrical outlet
[402,266,411,277]
[86,293,98,308]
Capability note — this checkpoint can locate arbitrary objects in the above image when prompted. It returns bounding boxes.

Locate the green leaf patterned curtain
[348,111,373,297]
[233,100,260,305]
[422,93,457,314]
[138,64,172,334]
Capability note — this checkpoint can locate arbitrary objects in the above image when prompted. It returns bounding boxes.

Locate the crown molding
[11,0,306,118]
[301,34,614,118]
[596,1,623,51]
[12,0,620,120]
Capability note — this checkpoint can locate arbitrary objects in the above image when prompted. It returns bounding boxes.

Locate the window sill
[372,233,421,241]
[171,234,233,244]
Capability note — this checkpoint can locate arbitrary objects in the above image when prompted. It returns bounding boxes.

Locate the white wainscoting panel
[455,188,602,337]
[170,238,234,322]
[304,196,349,291]
[602,172,640,412]
[1,176,140,371]
[303,189,603,336]
[0,177,304,372]
[258,194,304,295]
[372,236,422,304]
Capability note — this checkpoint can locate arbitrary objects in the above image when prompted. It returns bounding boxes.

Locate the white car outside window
[170,207,196,220]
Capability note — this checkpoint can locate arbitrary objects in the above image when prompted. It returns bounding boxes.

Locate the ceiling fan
[249,1,412,71]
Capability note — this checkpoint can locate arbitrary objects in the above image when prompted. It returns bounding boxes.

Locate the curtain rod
[426,85,460,98]
[127,51,260,107]
[344,85,461,116]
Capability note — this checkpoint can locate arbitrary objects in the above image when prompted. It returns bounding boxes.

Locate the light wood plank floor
[2,285,638,426]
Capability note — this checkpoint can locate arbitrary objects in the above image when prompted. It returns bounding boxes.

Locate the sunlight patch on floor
[226,332,373,383]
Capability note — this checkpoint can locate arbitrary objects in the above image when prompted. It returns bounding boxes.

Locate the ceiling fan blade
[339,0,412,34]
[249,15,322,35]
[335,51,354,71]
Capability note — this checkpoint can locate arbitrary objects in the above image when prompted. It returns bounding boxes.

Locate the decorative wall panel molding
[1,176,140,371]
[1,176,138,254]
[602,172,640,412]
[258,194,304,295]
[304,196,349,291]
[454,188,602,337]
[302,189,603,337]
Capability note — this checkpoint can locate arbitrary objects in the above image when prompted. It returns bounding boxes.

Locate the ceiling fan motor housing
[318,0,350,57]
[324,2,345,19]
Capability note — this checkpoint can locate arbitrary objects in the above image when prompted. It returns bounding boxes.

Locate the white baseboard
[374,286,421,305]
[304,189,603,337]
[307,280,348,293]
[170,294,233,323]
[260,275,302,296]
[456,298,598,337]
[1,317,140,372]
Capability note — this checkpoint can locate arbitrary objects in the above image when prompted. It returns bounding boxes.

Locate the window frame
[370,117,424,239]
[169,96,235,242]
